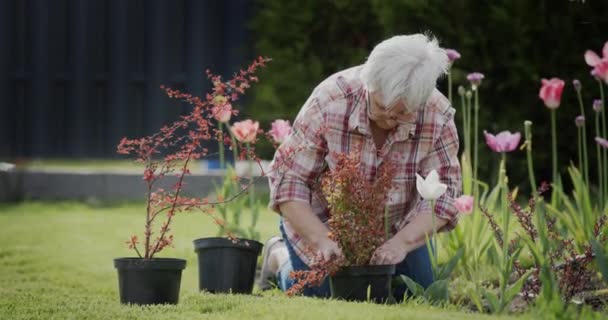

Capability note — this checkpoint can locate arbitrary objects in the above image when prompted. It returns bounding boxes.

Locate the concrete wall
[0,170,269,202]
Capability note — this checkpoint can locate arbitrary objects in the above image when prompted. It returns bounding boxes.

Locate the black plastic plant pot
[329,264,396,303]
[114,257,186,305]
[193,237,263,294]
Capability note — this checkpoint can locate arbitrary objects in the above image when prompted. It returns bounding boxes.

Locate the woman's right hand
[315,237,344,263]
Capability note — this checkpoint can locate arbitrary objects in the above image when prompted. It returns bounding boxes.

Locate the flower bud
[593,99,603,112]
[458,86,465,96]
[575,115,585,127]
[572,79,581,91]
[467,72,485,88]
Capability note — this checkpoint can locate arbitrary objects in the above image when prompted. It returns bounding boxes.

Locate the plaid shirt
[268,66,461,266]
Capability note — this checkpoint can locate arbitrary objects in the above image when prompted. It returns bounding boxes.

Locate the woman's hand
[370,237,409,265]
[314,237,344,263]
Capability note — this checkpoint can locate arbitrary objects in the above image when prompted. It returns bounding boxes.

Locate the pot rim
[192,237,263,253]
[332,264,396,277]
[114,257,187,270]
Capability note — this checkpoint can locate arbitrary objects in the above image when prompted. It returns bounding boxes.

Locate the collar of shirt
[347,88,417,142]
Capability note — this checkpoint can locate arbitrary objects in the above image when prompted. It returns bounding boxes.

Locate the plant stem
[600,81,607,204]
[227,125,239,165]
[460,90,468,157]
[500,152,509,314]
[149,148,194,259]
[578,126,583,176]
[576,89,590,185]
[218,122,225,169]
[144,160,153,259]
[246,143,257,239]
[597,111,604,208]
[551,110,558,186]
[448,71,453,105]
[473,89,480,203]
[431,199,437,265]
[524,121,536,194]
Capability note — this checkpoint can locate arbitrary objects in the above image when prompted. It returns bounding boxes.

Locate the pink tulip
[584,41,608,66]
[211,95,233,123]
[231,119,260,143]
[268,119,292,144]
[211,103,232,123]
[454,195,474,214]
[446,49,461,63]
[483,130,521,153]
[539,78,565,109]
[584,41,608,84]
[596,137,608,149]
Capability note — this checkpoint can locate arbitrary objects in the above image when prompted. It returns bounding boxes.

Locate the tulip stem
[473,89,480,201]
[448,71,453,105]
[227,126,239,165]
[500,153,509,242]
[431,199,437,264]
[218,122,225,169]
[596,111,604,208]
[524,122,536,194]
[551,110,558,186]
[576,89,589,186]
[600,81,607,205]
[578,126,583,176]
[466,92,473,166]
[460,91,468,155]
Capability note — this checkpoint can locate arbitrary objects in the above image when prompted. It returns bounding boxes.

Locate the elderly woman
[260,34,462,298]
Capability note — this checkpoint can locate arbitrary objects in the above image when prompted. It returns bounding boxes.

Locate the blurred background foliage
[247,0,608,195]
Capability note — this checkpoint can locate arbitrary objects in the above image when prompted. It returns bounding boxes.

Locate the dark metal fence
[0,0,252,159]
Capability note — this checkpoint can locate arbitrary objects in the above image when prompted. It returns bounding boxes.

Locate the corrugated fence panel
[1,0,252,159]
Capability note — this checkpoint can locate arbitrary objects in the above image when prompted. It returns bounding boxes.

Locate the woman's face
[368,91,416,130]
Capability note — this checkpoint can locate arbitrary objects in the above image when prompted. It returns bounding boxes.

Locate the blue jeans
[277,220,434,300]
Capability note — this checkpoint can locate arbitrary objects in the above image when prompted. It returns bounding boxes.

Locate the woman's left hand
[370,237,408,265]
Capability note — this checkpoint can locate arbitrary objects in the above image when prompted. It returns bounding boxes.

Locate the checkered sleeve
[415,111,462,231]
[267,89,328,214]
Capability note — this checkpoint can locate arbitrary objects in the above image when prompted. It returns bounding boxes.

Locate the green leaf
[483,289,501,313]
[423,279,448,303]
[399,275,424,297]
[504,269,533,303]
[467,288,485,312]
[522,237,544,265]
[591,238,608,285]
[436,247,464,280]
[484,182,501,214]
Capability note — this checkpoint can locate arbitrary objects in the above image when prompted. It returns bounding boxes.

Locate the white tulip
[0,162,15,172]
[416,169,447,200]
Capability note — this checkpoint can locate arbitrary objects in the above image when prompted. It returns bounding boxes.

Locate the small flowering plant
[117,57,271,259]
[287,152,396,295]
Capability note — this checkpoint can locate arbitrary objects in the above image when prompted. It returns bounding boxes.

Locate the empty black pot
[114,257,186,305]
[193,237,263,294]
[329,264,396,303]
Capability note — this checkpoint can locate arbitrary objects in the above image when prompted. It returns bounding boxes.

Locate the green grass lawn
[0,201,530,319]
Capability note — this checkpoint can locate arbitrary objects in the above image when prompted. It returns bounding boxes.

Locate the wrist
[394,230,418,253]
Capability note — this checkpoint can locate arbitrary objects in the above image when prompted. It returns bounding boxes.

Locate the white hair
[361,33,449,111]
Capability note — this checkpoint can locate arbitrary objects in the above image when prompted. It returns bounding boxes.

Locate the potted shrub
[114,57,271,304]
[157,59,272,294]
[288,152,397,303]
